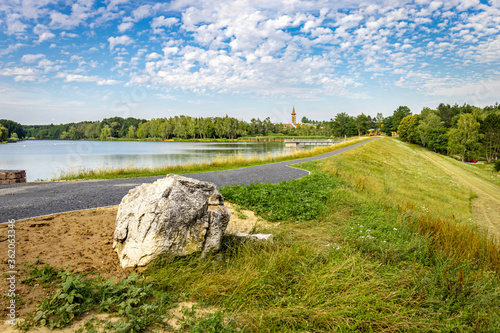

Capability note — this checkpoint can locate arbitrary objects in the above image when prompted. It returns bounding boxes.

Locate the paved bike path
[0,139,374,222]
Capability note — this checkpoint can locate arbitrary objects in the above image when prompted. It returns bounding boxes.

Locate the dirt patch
[0,202,269,327]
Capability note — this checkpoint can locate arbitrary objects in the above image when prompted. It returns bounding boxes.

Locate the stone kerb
[0,170,26,184]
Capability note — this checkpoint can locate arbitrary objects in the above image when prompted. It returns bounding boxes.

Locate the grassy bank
[147,137,500,331]
[55,138,367,181]
[18,137,500,332]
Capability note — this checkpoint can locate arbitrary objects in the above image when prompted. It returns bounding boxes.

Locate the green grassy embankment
[55,138,366,181]
[19,137,500,332]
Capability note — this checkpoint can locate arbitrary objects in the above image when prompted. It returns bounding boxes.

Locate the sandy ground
[0,202,270,332]
[417,150,500,240]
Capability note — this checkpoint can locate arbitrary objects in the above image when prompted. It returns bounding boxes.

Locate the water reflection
[0,140,304,181]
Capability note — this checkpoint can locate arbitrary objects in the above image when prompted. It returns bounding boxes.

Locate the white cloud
[118,22,134,32]
[146,52,162,60]
[60,31,79,38]
[0,43,25,55]
[5,14,28,34]
[108,35,134,50]
[37,31,55,43]
[97,79,120,85]
[56,73,119,85]
[14,75,38,82]
[0,67,38,76]
[151,16,179,33]
[21,54,45,63]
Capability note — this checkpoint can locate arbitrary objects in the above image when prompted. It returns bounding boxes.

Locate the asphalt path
[0,139,374,222]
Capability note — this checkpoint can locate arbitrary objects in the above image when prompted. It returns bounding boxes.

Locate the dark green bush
[494,160,500,172]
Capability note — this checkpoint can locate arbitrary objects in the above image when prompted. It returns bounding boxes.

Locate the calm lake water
[0,140,292,181]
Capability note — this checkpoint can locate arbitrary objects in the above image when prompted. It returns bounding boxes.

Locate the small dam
[284,139,341,148]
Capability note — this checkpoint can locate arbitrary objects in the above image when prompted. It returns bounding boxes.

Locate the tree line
[397,103,500,163]
[1,103,498,164]
[2,111,402,142]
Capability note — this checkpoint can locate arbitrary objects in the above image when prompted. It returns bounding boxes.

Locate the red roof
[291,107,296,115]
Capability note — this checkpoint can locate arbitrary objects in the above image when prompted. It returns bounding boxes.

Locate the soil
[0,202,269,332]
[417,149,500,240]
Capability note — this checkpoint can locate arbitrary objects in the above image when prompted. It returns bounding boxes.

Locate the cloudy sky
[0,0,499,125]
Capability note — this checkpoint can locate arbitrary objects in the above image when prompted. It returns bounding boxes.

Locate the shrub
[494,160,500,172]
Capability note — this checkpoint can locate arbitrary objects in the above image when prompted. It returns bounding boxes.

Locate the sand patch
[0,201,270,325]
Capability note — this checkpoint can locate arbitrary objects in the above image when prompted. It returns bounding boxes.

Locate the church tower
[291,106,296,125]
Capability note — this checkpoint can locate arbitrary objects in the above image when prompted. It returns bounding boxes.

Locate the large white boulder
[113,174,230,268]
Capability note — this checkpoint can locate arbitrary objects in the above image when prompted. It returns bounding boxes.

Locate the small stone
[234,232,274,243]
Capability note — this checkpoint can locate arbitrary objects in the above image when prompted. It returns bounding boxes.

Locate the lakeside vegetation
[55,138,366,181]
[2,101,498,164]
[17,138,500,332]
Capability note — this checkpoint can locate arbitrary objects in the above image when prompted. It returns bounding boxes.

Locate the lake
[0,140,292,181]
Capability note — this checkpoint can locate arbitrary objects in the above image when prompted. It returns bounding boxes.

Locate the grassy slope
[147,137,500,332]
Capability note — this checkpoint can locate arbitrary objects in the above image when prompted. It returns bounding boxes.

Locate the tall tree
[398,115,419,143]
[0,119,25,138]
[126,125,137,139]
[481,113,500,163]
[447,113,481,162]
[100,125,111,141]
[392,106,412,131]
[354,113,370,136]
[417,108,445,148]
[331,112,352,137]
[0,125,8,141]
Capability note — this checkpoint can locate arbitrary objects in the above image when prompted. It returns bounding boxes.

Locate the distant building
[283,107,300,129]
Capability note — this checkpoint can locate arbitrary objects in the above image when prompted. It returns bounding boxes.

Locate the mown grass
[19,137,500,332]
[55,138,367,181]
[445,158,500,188]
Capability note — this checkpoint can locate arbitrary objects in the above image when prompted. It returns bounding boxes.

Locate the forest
[1,102,499,162]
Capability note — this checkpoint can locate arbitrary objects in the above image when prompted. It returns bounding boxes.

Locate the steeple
[291,106,296,125]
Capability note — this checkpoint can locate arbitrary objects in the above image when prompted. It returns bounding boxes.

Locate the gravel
[0,139,373,222]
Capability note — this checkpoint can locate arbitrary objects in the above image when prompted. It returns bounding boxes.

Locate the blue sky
[0,0,499,125]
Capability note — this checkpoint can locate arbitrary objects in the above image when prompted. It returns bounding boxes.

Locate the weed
[179,306,243,332]
[17,271,172,331]
[220,172,340,222]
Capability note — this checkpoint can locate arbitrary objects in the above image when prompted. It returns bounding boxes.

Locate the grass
[147,137,500,332]
[446,159,500,188]
[18,137,500,332]
[55,138,368,181]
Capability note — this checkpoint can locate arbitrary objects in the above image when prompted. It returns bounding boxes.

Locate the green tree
[480,113,500,163]
[67,126,77,140]
[331,112,353,137]
[417,108,443,147]
[160,120,173,139]
[126,125,137,139]
[100,125,111,141]
[392,106,412,132]
[398,115,419,143]
[173,116,188,139]
[0,119,25,138]
[0,125,9,141]
[354,113,370,136]
[448,113,481,162]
